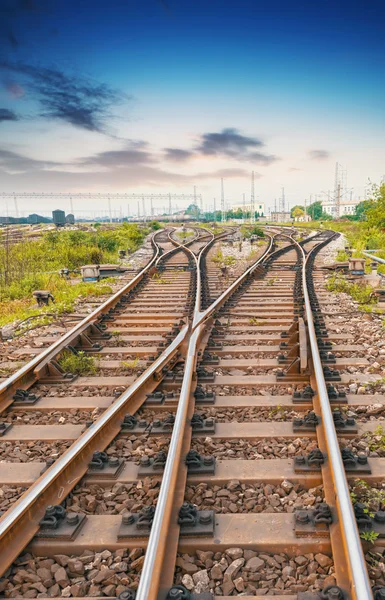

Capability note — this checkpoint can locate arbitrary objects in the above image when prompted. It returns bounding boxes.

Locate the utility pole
[336,184,341,219]
[13,196,19,219]
[281,187,285,213]
[69,197,74,216]
[150,197,154,217]
[108,198,112,224]
[137,201,140,219]
[127,204,130,217]
[168,193,172,217]
[213,198,216,222]
[243,193,246,222]
[250,171,255,224]
[142,195,146,223]
[221,179,225,223]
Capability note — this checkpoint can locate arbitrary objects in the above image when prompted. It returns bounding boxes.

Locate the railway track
[0,226,382,600]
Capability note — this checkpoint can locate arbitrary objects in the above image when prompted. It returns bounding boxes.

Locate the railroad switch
[166,585,214,600]
[341,448,371,474]
[194,387,216,404]
[323,366,341,382]
[178,502,215,536]
[12,388,41,406]
[185,450,216,474]
[294,448,325,472]
[191,413,215,434]
[37,505,86,541]
[32,290,55,306]
[294,503,332,538]
[0,422,12,437]
[207,339,222,350]
[86,451,124,479]
[293,411,320,432]
[144,391,166,405]
[196,368,215,383]
[317,338,333,350]
[35,357,78,383]
[373,586,385,600]
[292,385,315,402]
[117,589,136,600]
[326,385,347,404]
[118,506,155,539]
[201,352,219,365]
[298,585,346,599]
[354,502,385,538]
[138,450,168,475]
[332,410,357,433]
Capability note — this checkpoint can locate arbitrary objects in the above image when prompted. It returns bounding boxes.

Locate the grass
[120,357,140,371]
[336,250,349,262]
[363,425,385,452]
[58,350,98,376]
[0,278,114,327]
[326,273,376,305]
[249,317,262,325]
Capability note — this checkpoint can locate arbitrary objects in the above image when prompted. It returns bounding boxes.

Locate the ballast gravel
[174,549,335,595]
[0,549,144,597]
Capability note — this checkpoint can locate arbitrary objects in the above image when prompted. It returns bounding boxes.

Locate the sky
[0,0,385,217]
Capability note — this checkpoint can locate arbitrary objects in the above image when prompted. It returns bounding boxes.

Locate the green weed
[360,531,379,544]
[58,350,98,376]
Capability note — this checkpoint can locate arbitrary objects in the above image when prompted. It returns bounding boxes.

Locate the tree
[292,206,305,219]
[306,201,323,220]
[185,203,200,216]
[363,184,385,228]
[290,205,304,218]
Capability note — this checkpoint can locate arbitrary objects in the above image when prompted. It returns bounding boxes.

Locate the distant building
[28,214,51,224]
[270,211,292,223]
[66,213,75,224]
[231,202,265,215]
[52,209,66,227]
[321,198,361,218]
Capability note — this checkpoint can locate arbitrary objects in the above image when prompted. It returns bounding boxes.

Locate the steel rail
[0,229,165,408]
[298,235,372,600]
[136,230,275,600]
[0,323,189,575]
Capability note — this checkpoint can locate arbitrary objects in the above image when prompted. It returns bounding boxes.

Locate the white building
[321,198,361,218]
[231,202,265,215]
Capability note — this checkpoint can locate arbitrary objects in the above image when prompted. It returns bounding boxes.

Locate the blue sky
[0,0,384,215]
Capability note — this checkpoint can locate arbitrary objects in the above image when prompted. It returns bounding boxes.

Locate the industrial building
[270,211,292,223]
[52,209,66,226]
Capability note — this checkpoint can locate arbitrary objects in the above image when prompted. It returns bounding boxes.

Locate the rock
[315,553,333,568]
[52,555,69,568]
[225,547,243,560]
[224,558,245,579]
[323,575,337,587]
[92,568,115,583]
[234,576,245,592]
[244,556,264,572]
[295,555,308,566]
[210,564,223,580]
[281,480,294,493]
[181,574,194,591]
[53,567,69,588]
[61,585,72,597]
[192,570,210,592]
[103,585,117,596]
[222,580,235,595]
[182,561,199,575]
[67,559,85,575]
[48,583,61,597]
[196,550,214,563]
